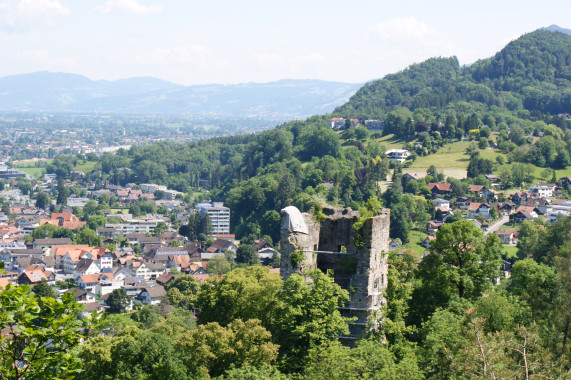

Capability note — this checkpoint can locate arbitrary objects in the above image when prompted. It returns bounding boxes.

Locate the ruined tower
[279,205,390,343]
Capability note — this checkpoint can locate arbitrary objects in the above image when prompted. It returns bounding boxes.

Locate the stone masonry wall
[279,205,390,343]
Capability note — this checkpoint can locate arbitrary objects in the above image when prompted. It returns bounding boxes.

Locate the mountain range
[0,73,361,118]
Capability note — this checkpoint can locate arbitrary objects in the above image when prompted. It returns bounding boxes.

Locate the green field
[13,159,97,180]
[407,140,470,179]
[403,229,429,255]
[373,134,406,150]
[16,167,45,178]
[74,161,97,173]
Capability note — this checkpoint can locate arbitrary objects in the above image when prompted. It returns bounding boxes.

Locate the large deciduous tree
[428,220,503,299]
[0,285,92,380]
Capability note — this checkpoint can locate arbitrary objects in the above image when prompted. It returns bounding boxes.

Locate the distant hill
[335,27,571,118]
[0,73,361,118]
[541,24,571,35]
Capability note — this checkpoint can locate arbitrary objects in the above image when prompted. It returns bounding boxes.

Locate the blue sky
[0,0,569,85]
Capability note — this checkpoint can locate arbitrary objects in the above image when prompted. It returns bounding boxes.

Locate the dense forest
[335,30,571,118]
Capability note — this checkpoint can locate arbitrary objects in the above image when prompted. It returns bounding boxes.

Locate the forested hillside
[335,29,571,118]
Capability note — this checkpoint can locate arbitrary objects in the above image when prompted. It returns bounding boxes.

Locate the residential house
[328,117,346,130]
[253,239,275,264]
[388,239,401,251]
[403,172,426,182]
[136,286,166,306]
[17,266,55,285]
[40,213,86,230]
[156,272,175,286]
[0,248,43,264]
[428,183,452,196]
[132,262,166,280]
[96,227,116,240]
[73,258,100,279]
[433,198,450,211]
[484,189,499,200]
[468,185,485,195]
[497,202,516,215]
[513,210,536,223]
[385,149,411,163]
[77,273,101,292]
[515,205,539,219]
[68,288,98,304]
[529,183,557,199]
[426,220,444,234]
[33,238,73,256]
[485,174,500,186]
[467,203,491,219]
[456,196,473,209]
[206,239,237,254]
[80,302,106,319]
[495,230,518,245]
[421,235,436,248]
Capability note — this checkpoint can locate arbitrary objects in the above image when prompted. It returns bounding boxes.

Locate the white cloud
[0,0,70,32]
[94,0,162,15]
[373,17,439,43]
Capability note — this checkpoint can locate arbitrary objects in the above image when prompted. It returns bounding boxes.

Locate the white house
[529,183,556,199]
[433,198,450,211]
[385,149,411,163]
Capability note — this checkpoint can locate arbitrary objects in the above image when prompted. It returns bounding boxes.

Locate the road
[485,215,509,235]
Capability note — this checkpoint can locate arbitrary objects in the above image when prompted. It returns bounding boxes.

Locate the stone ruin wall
[279,205,390,343]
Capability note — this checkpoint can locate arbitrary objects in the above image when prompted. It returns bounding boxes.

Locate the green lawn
[407,140,470,179]
[402,229,429,255]
[110,209,130,214]
[16,167,45,179]
[74,161,97,173]
[374,134,406,150]
[13,159,97,179]
[503,245,518,258]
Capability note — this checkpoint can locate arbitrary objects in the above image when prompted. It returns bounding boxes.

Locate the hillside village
[0,27,570,378]
[1,149,570,314]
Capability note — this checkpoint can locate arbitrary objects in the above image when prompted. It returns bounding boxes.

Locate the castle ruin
[279,205,390,343]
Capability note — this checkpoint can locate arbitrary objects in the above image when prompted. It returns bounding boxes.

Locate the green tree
[508,258,556,321]
[56,178,70,206]
[175,319,279,377]
[74,227,103,246]
[0,285,92,380]
[34,192,51,209]
[31,280,58,299]
[165,275,201,309]
[130,305,163,329]
[390,203,411,244]
[305,339,422,380]
[106,288,130,313]
[86,214,107,231]
[153,221,169,235]
[272,270,352,371]
[235,244,261,266]
[196,266,282,327]
[428,220,503,299]
[206,255,232,274]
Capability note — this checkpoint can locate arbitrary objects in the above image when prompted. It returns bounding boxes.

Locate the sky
[0,0,569,86]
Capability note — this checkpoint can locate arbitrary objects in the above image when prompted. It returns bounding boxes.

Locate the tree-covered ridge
[335,29,571,118]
